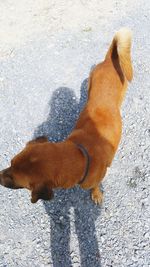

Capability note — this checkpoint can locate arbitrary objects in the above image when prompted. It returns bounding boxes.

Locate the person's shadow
[34,78,102,267]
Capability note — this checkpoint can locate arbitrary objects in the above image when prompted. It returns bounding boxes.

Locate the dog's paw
[91,187,103,205]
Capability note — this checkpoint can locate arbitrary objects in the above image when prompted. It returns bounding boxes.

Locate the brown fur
[0,28,133,204]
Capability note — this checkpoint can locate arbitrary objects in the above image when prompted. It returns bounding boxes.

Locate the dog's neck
[53,141,87,188]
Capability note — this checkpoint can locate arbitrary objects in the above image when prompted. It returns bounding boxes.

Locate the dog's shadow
[34,79,102,267]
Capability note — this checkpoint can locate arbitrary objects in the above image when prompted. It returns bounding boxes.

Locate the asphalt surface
[0,1,150,267]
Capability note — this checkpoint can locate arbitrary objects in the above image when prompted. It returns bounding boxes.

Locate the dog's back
[70,28,133,169]
[82,28,133,148]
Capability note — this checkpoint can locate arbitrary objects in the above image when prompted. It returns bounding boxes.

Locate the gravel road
[0,1,150,266]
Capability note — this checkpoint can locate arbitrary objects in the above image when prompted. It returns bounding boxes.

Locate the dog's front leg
[91,185,103,205]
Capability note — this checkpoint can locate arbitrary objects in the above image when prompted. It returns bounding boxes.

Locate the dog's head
[0,137,54,203]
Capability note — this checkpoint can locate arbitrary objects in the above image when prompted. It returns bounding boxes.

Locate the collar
[76,143,90,184]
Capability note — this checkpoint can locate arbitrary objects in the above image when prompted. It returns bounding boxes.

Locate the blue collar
[76,143,90,184]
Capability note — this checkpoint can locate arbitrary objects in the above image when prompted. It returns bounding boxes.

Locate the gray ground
[0,1,150,266]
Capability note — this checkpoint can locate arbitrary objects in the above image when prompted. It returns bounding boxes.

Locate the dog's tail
[106,28,133,82]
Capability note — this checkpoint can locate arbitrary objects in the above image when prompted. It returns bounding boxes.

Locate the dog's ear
[27,136,48,146]
[31,184,54,203]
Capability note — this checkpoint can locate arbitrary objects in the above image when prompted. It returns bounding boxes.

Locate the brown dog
[0,28,133,204]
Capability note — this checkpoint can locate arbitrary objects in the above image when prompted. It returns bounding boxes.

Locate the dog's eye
[7,175,13,180]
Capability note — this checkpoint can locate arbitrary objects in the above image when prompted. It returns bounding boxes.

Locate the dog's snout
[0,168,23,189]
[0,170,5,186]
[0,168,14,189]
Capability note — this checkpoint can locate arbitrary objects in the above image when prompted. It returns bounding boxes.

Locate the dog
[0,28,133,204]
